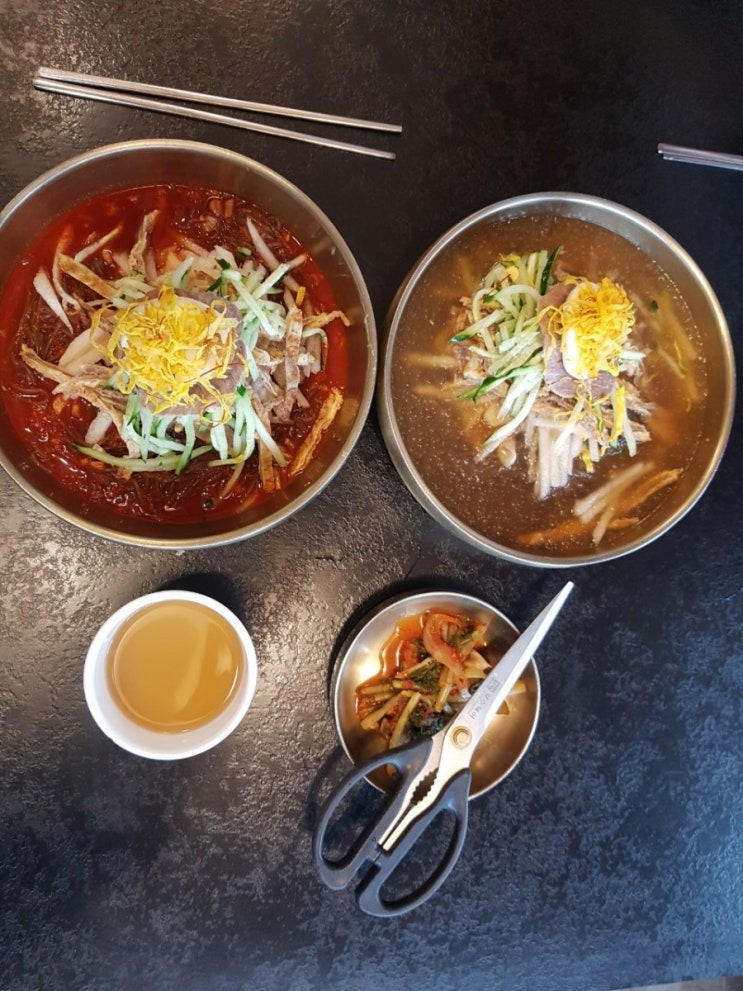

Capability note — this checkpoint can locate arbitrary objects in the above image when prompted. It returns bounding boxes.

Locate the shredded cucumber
[74,444,213,472]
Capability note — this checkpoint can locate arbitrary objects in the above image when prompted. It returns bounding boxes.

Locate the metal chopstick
[37,66,402,134]
[657,142,743,173]
[34,77,397,161]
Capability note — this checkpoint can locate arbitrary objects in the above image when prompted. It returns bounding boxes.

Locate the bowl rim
[0,138,378,549]
[379,190,736,568]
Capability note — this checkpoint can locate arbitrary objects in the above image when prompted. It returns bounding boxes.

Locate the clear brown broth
[390,215,707,557]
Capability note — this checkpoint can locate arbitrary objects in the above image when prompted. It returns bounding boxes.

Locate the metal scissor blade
[379,582,573,851]
[442,581,574,750]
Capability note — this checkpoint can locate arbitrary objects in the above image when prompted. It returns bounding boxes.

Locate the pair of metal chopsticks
[33,67,400,161]
[657,142,743,173]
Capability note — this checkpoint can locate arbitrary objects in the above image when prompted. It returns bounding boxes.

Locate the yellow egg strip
[98,286,240,414]
[548,277,635,379]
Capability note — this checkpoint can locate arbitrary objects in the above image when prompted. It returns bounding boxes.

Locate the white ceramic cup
[84,590,257,760]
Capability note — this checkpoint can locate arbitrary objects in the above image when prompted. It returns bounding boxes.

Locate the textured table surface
[0,1,741,990]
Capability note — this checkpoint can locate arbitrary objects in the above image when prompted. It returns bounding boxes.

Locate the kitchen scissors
[313,581,573,917]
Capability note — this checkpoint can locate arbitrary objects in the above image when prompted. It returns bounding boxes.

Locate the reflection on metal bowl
[0,140,376,548]
[332,590,540,799]
[378,192,735,567]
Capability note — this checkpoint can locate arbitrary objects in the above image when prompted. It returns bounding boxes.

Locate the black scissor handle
[313,737,434,890]
[355,768,471,918]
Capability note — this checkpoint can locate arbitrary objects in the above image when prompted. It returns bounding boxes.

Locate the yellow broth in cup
[106,600,244,733]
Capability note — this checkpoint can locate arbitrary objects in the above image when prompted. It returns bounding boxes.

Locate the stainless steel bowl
[332,590,540,799]
[379,192,735,567]
[0,140,376,548]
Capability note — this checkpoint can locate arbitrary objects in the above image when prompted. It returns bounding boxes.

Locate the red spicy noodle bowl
[0,184,349,526]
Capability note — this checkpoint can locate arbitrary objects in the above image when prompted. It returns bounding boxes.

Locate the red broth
[0,185,348,524]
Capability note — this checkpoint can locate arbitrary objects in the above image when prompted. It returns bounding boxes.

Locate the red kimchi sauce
[0,184,349,524]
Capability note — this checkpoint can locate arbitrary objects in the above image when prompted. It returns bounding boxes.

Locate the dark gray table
[1,2,741,989]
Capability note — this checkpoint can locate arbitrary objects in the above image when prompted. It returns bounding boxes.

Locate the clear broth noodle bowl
[0,141,376,547]
[380,194,734,567]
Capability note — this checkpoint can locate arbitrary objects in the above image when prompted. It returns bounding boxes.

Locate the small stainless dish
[332,590,541,799]
[0,140,376,548]
[378,192,735,567]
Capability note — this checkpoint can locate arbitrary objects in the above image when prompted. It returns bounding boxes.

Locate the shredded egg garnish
[94,286,240,414]
[549,277,636,380]
[609,383,626,444]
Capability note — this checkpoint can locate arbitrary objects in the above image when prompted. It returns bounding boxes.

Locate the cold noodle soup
[391,215,707,558]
